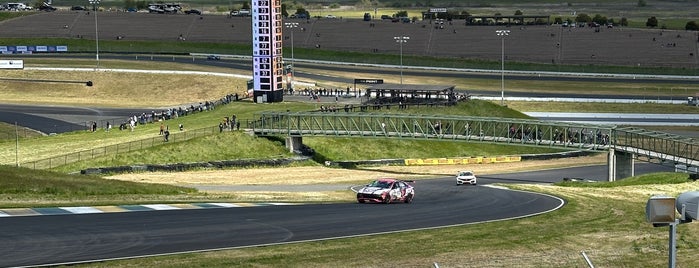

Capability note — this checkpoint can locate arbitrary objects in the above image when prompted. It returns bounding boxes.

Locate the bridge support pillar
[286,136,303,153]
[608,149,634,182]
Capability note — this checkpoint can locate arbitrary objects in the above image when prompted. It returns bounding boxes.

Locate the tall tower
[251,0,284,103]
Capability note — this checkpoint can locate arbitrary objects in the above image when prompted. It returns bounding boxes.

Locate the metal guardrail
[23,125,220,170]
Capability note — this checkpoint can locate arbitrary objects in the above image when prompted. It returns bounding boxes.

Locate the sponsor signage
[429,8,447,13]
[354,79,384,84]
[0,60,24,69]
[0,46,68,53]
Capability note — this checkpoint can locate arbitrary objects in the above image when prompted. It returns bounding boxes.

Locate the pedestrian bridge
[249,112,699,181]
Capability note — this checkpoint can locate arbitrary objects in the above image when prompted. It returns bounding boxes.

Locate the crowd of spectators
[95,93,241,134]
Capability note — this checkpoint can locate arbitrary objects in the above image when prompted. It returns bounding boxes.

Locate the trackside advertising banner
[0,60,24,69]
[0,46,68,54]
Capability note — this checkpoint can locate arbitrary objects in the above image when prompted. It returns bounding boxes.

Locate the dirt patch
[107,154,607,187]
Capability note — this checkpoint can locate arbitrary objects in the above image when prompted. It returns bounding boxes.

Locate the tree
[620,17,628,27]
[395,10,408,18]
[296,7,310,18]
[687,21,699,31]
[575,13,591,23]
[646,16,658,28]
[241,1,250,10]
[592,14,607,25]
[281,3,288,18]
[554,17,563,24]
[637,0,647,7]
[513,10,523,24]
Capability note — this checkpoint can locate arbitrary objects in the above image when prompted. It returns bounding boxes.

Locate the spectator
[164,128,170,142]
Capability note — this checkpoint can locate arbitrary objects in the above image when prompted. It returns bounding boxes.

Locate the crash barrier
[404,156,521,166]
[321,151,599,168]
[81,156,307,175]
[23,125,222,170]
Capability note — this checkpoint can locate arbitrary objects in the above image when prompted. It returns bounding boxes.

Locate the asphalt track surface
[0,103,153,134]
[0,163,673,267]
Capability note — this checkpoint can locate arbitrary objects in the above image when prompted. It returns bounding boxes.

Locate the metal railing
[613,127,699,167]
[249,112,613,151]
[22,125,221,169]
[249,112,699,170]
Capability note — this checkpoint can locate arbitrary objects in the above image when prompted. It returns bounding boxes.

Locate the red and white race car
[356,178,415,204]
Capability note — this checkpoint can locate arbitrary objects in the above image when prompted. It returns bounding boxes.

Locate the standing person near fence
[164,126,170,142]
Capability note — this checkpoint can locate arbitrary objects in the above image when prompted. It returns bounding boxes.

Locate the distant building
[251,0,284,103]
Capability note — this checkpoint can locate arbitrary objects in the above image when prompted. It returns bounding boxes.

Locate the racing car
[356,178,414,204]
[456,170,477,185]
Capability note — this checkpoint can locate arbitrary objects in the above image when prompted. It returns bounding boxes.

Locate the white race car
[456,170,477,185]
[356,178,414,204]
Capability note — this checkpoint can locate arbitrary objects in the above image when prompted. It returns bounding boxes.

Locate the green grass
[305,137,564,163]
[0,165,201,208]
[49,131,300,173]
[0,101,317,165]
[0,122,43,141]
[507,101,699,113]
[556,172,691,187]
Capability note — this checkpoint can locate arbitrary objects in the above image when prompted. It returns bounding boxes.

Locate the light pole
[496,29,510,106]
[89,0,100,69]
[394,36,409,84]
[284,22,298,92]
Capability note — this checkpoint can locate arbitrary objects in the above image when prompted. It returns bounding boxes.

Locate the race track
[0,163,674,267]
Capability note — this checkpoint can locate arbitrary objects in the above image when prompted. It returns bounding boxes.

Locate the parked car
[184,9,201,15]
[39,3,56,12]
[456,170,477,185]
[70,6,86,11]
[207,55,220,60]
[381,15,392,20]
[325,14,336,19]
[356,178,415,204]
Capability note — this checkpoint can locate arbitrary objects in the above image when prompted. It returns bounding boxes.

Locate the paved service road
[0,163,673,267]
[0,103,153,134]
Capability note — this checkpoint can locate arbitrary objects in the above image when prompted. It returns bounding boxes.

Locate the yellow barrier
[404,156,521,166]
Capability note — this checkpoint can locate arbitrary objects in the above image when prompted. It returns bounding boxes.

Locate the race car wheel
[404,194,413,203]
[383,194,391,204]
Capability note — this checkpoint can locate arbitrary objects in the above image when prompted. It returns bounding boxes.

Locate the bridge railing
[249,112,614,151]
[613,127,699,167]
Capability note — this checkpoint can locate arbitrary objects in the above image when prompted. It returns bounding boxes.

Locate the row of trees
[646,16,699,31]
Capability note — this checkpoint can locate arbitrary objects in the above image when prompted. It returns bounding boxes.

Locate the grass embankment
[82,173,699,267]
[0,165,201,208]
[0,99,317,165]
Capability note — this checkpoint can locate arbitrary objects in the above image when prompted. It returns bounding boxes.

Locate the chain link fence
[22,125,221,170]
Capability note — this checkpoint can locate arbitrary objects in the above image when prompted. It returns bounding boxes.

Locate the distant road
[0,103,152,134]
